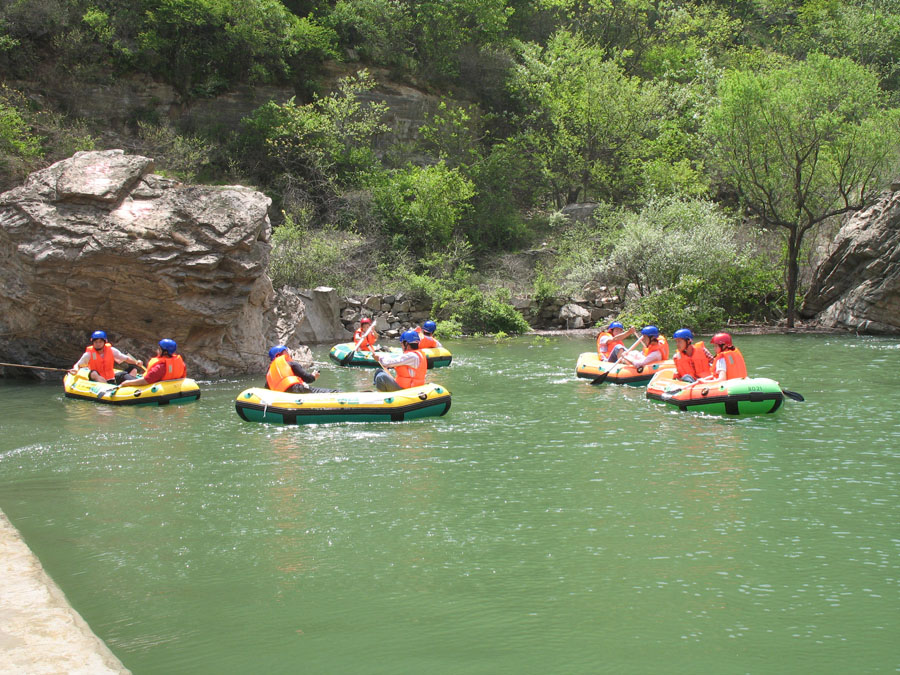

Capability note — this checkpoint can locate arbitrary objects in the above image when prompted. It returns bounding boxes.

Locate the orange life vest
[146,354,186,380]
[266,354,303,392]
[596,331,611,357]
[674,341,711,379]
[87,343,115,380]
[394,350,427,389]
[353,329,377,352]
[418,335,437,349]
[658,335,670,360]
[642,340,666,360]
[715,346,748,379]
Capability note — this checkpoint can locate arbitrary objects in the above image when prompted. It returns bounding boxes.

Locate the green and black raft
[329,343,452,369]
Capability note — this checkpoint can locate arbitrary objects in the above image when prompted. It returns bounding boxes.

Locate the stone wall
[338,286,623,337]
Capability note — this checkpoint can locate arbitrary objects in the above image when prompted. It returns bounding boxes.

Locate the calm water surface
[0,335,898,674]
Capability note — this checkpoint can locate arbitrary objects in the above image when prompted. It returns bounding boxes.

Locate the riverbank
[0,511,129,674]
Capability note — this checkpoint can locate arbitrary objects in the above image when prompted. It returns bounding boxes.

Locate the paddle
[340,322,375,365]
[591,336,644,385]
[0,362,70,372]
[781,388,805,402]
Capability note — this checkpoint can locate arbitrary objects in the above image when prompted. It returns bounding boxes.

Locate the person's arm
[374,351,418,369]
[111,347,143,370]
[116,362,165,387]
[626,350,662,368]
[289,360,319,384]
[69,352,90,373]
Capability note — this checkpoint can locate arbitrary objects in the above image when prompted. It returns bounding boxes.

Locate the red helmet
[711,332,733,347]
[360,317,372,325]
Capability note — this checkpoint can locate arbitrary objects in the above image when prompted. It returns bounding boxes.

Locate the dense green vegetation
[2,0,899,333]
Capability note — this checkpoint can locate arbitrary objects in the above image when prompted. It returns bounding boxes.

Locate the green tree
[509,30,662,207]
[368,161,475,254]
[240,70,389,205]
[706,53,900,326]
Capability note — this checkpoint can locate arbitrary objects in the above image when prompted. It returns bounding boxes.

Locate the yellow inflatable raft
[575,352,675,385]
[234,383,452,425]
[63,369,201,405]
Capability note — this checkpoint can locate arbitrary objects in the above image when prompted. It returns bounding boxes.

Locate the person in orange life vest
[266,346,337,394]
[705,332,748,382]
[68,330,142,384]
[112,339,186,387]
[353,317,379,352]
[622,325,666,367]
[597,321,636,361]
[671,328,712,383]
[372,330,427,392]
[415,320,442,349]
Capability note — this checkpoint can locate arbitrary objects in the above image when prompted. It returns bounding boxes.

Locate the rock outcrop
[0,150,336,378]
[801,189,900,334]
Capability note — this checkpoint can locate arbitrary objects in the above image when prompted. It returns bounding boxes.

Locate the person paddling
[353,317,379,352]
[112,339,186,388]
[415,320,442,349]
[671,328,712,383]
[69,330,142,384]
[266,346,337,394]
[597,321,636,361]
[372,330,426,392]
[622,325,666,368]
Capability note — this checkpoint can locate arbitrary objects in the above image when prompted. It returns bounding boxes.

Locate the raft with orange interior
[575,352,675,385]
[645,368,785,416]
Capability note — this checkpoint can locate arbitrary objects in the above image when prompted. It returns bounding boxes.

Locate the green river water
[0,334,897,674]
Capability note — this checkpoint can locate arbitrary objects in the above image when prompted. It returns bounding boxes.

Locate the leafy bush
[368,161,475,255]
[445,287,531,335]
[268,211,352,291]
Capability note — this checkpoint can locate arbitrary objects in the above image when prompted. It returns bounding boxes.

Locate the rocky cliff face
[0,150,342,378]
[801,188,900,334]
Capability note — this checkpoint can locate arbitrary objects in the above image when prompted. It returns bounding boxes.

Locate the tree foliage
[706,53,900,325]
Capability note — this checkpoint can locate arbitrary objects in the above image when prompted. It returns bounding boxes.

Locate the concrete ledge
[0,511,129,674]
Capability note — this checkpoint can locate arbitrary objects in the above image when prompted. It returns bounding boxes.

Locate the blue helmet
[609,321,624,331]
[641,325,660,338]
[91,330,107,341]
[158,338,177,355]
[423,320,437,334]
[400,330,420,345]
[268,345,288,361]
[673,328,693,341]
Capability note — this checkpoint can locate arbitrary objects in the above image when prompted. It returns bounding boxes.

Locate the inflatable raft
[234,383,452,425]
[575,352,675,385]
[645,369,783,416]
[329,343,452,369]
[63,369,201,406]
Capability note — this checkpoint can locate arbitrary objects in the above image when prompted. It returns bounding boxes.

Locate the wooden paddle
[341,323,375,365]
[591,336,644,385]
[0,362,70,372]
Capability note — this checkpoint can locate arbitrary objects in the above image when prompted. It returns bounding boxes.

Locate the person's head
[359,317,372,329]
[158,339,177,357]
[710,332,733,352]
[91,330,107,349]
[640,325,659,343]
[400,329,420,351]
[673,328,693,350]
[608,321,624,336]
[423,320,437,335]
[268,345,289,361]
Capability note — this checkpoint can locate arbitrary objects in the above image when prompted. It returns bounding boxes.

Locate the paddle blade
[339,349,355,366]
[590,372,609,385]
[782,388,805,402]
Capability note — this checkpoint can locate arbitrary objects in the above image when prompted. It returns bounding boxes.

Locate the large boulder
[801,189,900,334]
[0,150,310,377]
